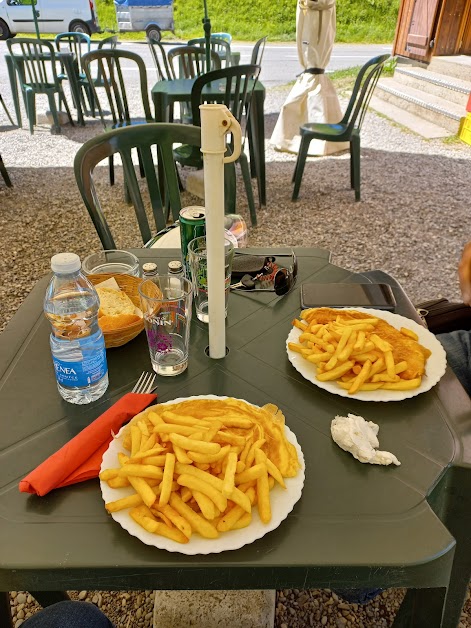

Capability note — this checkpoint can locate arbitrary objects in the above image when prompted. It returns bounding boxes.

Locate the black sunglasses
[231,251,298,296]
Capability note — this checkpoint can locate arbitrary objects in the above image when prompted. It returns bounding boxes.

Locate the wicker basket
[88,273,146,349]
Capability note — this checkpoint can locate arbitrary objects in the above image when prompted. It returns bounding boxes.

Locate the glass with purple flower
[138,276,193,376]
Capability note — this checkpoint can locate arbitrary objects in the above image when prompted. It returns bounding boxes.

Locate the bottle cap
[51,253,81,274]
[168,260,183,274]
[143,262,158,276]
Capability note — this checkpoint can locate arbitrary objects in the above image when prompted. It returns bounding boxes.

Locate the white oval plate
[100,395,305,554]
[286,307,447,402]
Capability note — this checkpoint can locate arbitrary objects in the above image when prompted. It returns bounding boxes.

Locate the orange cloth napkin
[19,392,157,497]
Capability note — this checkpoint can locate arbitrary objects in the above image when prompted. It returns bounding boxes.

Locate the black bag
[416,298,471,334]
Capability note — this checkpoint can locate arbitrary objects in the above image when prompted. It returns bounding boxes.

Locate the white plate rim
[286,307,447,402]
[100,395,305,554]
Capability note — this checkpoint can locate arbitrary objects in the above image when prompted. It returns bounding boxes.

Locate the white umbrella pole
[200,104,241,359]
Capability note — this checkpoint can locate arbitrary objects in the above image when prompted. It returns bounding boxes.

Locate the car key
[230,274,258,290]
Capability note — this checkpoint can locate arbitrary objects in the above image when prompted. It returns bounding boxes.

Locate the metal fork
[132,371,157,394]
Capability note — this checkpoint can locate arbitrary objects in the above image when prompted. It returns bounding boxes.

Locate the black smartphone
[300,283,397,311]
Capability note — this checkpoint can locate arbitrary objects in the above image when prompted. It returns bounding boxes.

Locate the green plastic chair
[81,48,153,186]
[92,35,118,87]
[74,123,236,249]
[173,64,261,226]
[251,36,267,66]
[292,54,390,202]
[0,154,12,188]
[55,32,93,114]
[167,45,221,79]
[6,38,74,135]
[147,36,175,81]
[187,37,233,68]
[212,32,232,44]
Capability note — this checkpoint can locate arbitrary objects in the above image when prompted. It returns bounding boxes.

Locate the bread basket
[88,273,145,349]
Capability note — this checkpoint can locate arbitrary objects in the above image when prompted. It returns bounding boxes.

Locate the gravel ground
[1,82,471,627]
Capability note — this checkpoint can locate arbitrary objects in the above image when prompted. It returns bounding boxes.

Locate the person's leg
[22,601,114,628]
[437,330,471,396]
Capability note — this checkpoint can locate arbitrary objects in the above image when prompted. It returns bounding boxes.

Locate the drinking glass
[82,250,140,277]
[139,276,193,376]
[188,236,234,323]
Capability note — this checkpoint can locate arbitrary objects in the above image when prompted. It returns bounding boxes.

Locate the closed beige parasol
[271,0,347,155]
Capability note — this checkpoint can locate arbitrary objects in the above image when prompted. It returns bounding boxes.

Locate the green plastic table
[0,248,470,628]
[5,50,85,129]
[152,77,266,207]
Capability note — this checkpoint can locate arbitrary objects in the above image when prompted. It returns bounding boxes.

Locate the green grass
[17,0,400,43]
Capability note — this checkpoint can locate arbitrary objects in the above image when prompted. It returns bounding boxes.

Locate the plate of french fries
[287,307,447,402]
[100,395,304,554]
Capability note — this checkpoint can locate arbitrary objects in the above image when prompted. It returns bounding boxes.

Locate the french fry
[99,468,120,482]
[169,434,221,454]
[105,493,143,512]
[142,455,167,466]
[169,493,219,539]
[245,438,266,468]
[159,453,176,507]
[222,451,238,497]
[192,490,217,520]
[161,410,210,428]
[292,319,308,331]
[232,512,252,530]
[234,463,266,485]
[156,503,192,538]
[400,327,418,341]
[255,449,286,489]
[128,476,156,508]
[316,360,355,382]
[254,449,271,523]
[187,444,231,464]
[119,464,164,480]
[130,507,189,544]
[384,350,396,378]
[173,444,193,464]
[130,445,164,461]
[177,474,227,512]
[306,352,331,364]
[107,476,131,489]
[154,424,204,436]
[337,381,384,391]
[370,333,392,353]
[288,342,305,354]
[382,378,421,390]
[130,425,141,457]
[348,359,372,395]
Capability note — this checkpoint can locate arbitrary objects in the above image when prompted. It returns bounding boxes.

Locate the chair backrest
[342,54,390,133]
[81,49,153,127]
[7,38,60,90]
[97,35,118,51]
[55,32,91,73]
[191,64,260,129]
[74,123,204,249]
[187,37,232,68]
[147,36,175,80]
[168,45,220,78]
[212,32,232,44]
[251,36,267,66]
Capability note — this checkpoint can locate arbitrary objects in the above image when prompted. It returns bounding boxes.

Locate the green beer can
[180,206,206,278]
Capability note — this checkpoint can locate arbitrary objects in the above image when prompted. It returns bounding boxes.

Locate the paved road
[0,40,391,99]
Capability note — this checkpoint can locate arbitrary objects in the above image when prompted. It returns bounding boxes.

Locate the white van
[0,0,100,40]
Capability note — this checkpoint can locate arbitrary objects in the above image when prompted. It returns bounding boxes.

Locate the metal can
[179,206,206,278]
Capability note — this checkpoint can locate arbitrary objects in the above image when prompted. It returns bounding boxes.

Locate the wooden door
[458,1,471,54]
[394,0,443,61]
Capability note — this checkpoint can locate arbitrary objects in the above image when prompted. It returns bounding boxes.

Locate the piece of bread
[99,313,141,331]
[96,286,136,317]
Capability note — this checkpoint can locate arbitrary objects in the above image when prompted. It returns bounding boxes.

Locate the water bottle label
[53,346,107,387]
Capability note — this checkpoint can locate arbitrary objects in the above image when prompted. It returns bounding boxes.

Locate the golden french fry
[130,445,165,461]
[213,431,246,447]
[137,420,149,437]
[370,333,392,353]
[288,342,306,354]
[400,327,418,341]
[306,352,331,364]
[128,476,156,508]
[382,378,421,390]
[141,454,167,466]
[150,508,174,528]
[177,474,227,512]
[292,319,308,331]
[323,354,338,371]
[354,330,366,351]
[394,361,408,374]
[339,317,378,326]
[130,425,141,457]
[169,434,221,454]
[254,449,271,523]
[371,373,400,383]
[156,504,192,538]
[222,451,238,497]
[147,411,165,427]
[187,444,231,464]
[130,507,189,544]
[192,490,216,520]
[173,444,193,464]
[333,326,353,357]
[181,486,192,502]
[232,512,252,530]
[316,360,355,382]
[159,453,176,507]
[119,464,164,480]
[337,381,384,391]
[348,359,372,394]
[161,410,210,428]
[169,493,219,539]
[256,450,286,489]
[154,424,203,436]
[240,437,253,465]
[384,350,396,378]
[245,438,266,468]
[234,463,266,485]
[368,357,385,378]
[217,487,256,532]
[107,476,131,489]
[105,493,143,512]
[99,468,120,482]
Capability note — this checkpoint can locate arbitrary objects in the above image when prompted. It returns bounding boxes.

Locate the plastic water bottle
[44,253,109,404]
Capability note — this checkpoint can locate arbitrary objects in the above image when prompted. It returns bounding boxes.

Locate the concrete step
[369,95,451,138]
[428,55,471,81]
[375,77,463,133]
[394,65,471,107]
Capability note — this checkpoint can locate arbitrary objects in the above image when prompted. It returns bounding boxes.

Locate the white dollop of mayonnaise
[331,414,401,466]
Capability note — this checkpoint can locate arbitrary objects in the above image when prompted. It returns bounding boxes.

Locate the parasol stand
[202,0,212,74]
[200,104,242,359]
